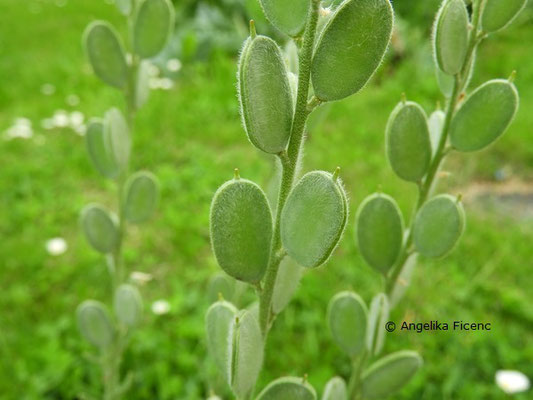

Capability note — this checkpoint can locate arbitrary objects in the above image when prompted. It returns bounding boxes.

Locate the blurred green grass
[0,0,532,399]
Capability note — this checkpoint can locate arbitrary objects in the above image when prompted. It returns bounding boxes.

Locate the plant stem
[258,0,320,337]
[347,351,368,400]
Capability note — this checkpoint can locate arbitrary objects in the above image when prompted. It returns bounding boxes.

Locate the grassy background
[0,0,532,399]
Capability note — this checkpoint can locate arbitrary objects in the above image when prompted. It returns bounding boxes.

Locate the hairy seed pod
[81,204,119,253]
[281,171,348,268]
[413,194,465,258]
[238,35,293,154]
[386,101,432,182]
[83,21,128,89]
[366,293,390,356]
[134,0,174,58]
[436,65,454,97]
[116,0,132,15]
[86,119,119,179]
[113,284,143,327]
[389,253,417,308]
[77,300,115,348]
[482,0,527,33]
[428,110,445,156]
[322,377,347,400]
[207,274,235,304]
[356,193,404,274]
[272,257,303,314]
[328,291,368,358]
[104,108,131,172]
[361,351,423,399]
[123,171,159,223]
[210,175,272,283]
[449,79,519,152]
[256,377,317,400]
[433,0,469,75]
[311,0,393,101]
[136,60,151,109]
[258,0,310,37]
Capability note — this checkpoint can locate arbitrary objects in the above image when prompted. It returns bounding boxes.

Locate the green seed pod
[123,171,159,223]
[77,300,115,348]
[257,377,317,400]
[436,65,455,97]
[356,193,404,274]
[238,34,293,154]
[327,291,368,358]
[413,194,465,258]
[85,119,119,179]
[135,60,151,109]
[113,284,143,327]
[366,293,390,356]
[281,170,348,268]
[272,257,303,314]
[361,351,423,399]
[207,273,235,304]
[389,253,417,308]
[133,0,174,58]
[428,110,445,156]
[83,21,128,89]
[116,0,132,15]
[104,108,131,172]
[433,0,469,75]
[386,101,432,183]
[205,301,237,384]
[482,0,527,33]
[311,0,393,101]
[321,377,347,400]
[81,204,119,254]
[258,0,310,37]
[449,79,519,152]
[210,174,273,283]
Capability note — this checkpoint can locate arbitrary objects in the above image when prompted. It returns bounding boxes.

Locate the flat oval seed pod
[257,377,317,400]
[328,291,368,358]
[207,273,235,304]
[239,35,293,154]
[83,21,128,89]
[123,171,159,223]
[281,171,348,268]
[210,176,273,283]
[135,60,151,109]
[259,0,310,37]
[482,0,527,33]
[86,119,119,179]
[81,204,119,253]
[311,0,393,101]
[104,108,131,172]
[205,301,237,384]
[322,377,347,400]
[436,64,455,97]
[386,101,432,182]
[449,79,519,152]
[428,110,445,156]
[272,257,303,314]
[77,300,115,348]
[113,284,143,327]
[413,194,465,258]
[433,0,469,75]
[133,0,174,58]
[366,293,390,356]
[361,351,423,399]
[356,193,404,274]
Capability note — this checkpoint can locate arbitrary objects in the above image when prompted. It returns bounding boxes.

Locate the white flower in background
[496,370,530,394]
[46,237,68,256]
[53,110,69,128]
[151,300,170,315]
[41,118,55,130]
[166,58,182,72]
[206,395,222,400]
[159,78,174,90]
[41,83,56,96]
[130,271,153,285]
[147,64,160,77]
[3,118,33,140]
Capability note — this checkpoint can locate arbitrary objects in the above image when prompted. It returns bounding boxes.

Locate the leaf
[133,0,175,58]
[256,377,317,400]
[85,119,119,179]
[104,108,131,172]
[258,0,310,37]
[311,0,393,101]
[321,376,347,400]
[77,300,115,348]
[272,257,303,314]
[482,0,527,33]
[123,171,159,223]
[366,293,390,356]
[81,204,119,254]
[113,284,143,327]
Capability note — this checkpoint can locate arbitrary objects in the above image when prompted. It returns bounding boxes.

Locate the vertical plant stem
[347,351,368,400]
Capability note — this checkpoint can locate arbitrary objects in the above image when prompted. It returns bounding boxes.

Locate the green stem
[347,351,368,400]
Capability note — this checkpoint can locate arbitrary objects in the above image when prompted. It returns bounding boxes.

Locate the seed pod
[311,0,393,101]
[321,377,347,400]
[86,119,119,179]
[81,204,119,253]
[133,0,174,58]
[449,79,519,152]
[272,257,303,314]
[135,60,151,109]
[113,284,143,327]
[389,253,418,308]
[386,101,431,183]
[482,0,527,33]
[83,21,128,89]
[258,0,310,37]
[356,193,404,274]
[210,174,273,283]
[413,194,465,258]
[433,0,469,75]
[207,273,235,304]
[104,108,131,172]
[116,0,132,15]
[428,110,445,156]
[281,170,348,268]
[123,171,159,223]
[238,34,293,154]
[77,300,115,348]
[257,377,317,400]
[328,291,368,358]
[366,293,390,356]
[436,64,455,97]
[361,351,423,399]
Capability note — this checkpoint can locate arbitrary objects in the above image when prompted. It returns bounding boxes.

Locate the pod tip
[249,20,257,38]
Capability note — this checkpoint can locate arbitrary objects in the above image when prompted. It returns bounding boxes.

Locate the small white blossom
[496,370,530,394]
[130,271,153,285]
[53,110,69,128]
[166,58,182,72]
[151,300,170,315]
[147,64,160,77]
[46,237,68,256]
[69,111,85,128]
